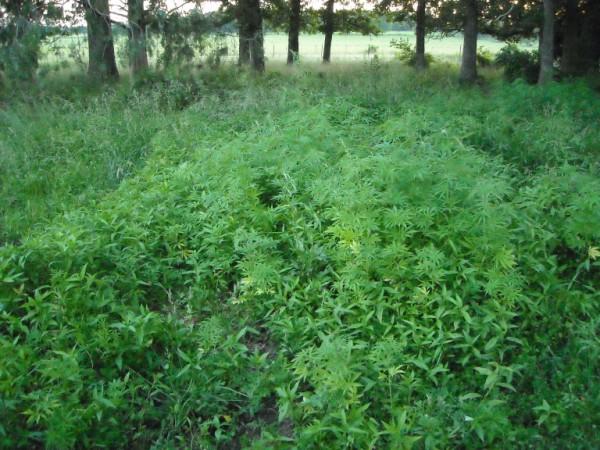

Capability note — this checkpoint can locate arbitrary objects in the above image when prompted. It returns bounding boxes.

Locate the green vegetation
[1,65,600,448]
[0,85,177,243]
[495,44,540,84]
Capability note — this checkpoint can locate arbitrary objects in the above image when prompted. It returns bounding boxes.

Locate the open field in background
[260,32,535,62]
[40,31,536,72]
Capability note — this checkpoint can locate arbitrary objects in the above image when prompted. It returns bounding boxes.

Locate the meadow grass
[0,85,180,243]
[1,63,600,448]
[38,31,535,73]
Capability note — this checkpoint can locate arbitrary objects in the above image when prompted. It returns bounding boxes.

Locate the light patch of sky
[67,0,407,26]
[104,0,397,23]
[63,0,222,25]
[107,0,222,23]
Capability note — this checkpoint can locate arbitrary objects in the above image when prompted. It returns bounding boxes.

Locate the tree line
[1,0,599,85]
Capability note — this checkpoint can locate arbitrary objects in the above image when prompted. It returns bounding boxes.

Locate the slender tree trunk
[287,0,301,64]
[415,0,427,70]
[84,0,119,80]
[538,0,555,84]
[322,0,334,63]
[459,0,478,83]
[127,0,148,76]
[238,0,264,71]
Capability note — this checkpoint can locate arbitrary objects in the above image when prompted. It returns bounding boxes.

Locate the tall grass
[0,88,170,242]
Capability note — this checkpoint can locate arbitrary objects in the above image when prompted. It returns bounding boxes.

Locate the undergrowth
[1,64,600,448]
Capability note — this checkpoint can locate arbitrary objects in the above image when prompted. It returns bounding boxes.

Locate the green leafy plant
[1,66,600,449]
[495,44,539,83]
[390,37,434,67]
[477,46,494,67]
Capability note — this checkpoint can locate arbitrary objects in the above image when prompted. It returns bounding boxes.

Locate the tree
[428,0,486,82]
[321,0,334,62]
[459,0,478,83]
[127,0,148,75]
[287,0,301,63]
[319,1,377,63]
[560,0,583,75]
[82,0,119,80]
[558,0,600,76]
[538,0,554,84]
[379,0,431,69]
[236,0,264,70]
[414,0,426,69]
[149,9,219,68]
[0,0,62,82]
[475,0,598,77]
[580,1,600,72]
[262,0,317,65]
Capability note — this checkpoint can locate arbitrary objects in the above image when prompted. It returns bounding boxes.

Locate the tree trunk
[538,0,555,84]
[415,0,427,70]
[560,0,582,76]
[239,32,250,65]
[322,0,334,63]
[238,0,264,71]
[459,0,478,83]
[287,0,301,64]
[250,27,265,72]
[580,1,600,73]
[127,0,148,76]
[238,0,250,67]
[84,0,119,80]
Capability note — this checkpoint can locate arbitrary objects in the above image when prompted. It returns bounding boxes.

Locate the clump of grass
[0,91,164,242]
[1,64,600,448]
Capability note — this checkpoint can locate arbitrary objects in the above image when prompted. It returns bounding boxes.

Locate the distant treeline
[1,0,598,84]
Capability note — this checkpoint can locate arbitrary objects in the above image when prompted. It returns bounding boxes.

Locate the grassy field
[1,64,600,448]
[252,32,522,62]
[39,31,534,71]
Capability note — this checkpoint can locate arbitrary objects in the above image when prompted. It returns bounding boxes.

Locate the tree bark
[287,0,301,64]
[239,32,251,65]
[84,0,119,80]
[127,0,148,76]
[538,0,555,84]
[250,27,265,72]
[580,0,600,73]
[415,0,427,70]
[459,0,478,83]
[238,0,264,71]
[322,0,334,63]
[560,0,582,76]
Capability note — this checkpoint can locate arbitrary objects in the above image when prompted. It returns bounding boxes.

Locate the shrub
[0,23,43,83]
[495,44,539,83]
[390,38,435,67]
[477,46,494,67]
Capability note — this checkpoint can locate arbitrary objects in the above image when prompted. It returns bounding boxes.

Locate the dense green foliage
[1,65,600,448]
[495,44,539,84]
[0,82,180,243]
